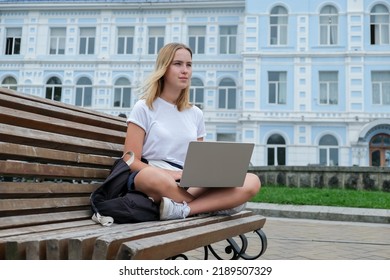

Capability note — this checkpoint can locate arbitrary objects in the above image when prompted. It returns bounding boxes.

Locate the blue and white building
[0,0,389,167]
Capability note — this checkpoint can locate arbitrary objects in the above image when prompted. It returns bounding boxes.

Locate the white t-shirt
[127,97,206,167]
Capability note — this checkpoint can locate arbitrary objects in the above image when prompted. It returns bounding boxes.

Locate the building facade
[0,0,389,167]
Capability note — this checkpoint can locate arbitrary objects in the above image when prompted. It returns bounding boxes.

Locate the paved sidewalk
[247,202,390,224]
[184,203,390,260]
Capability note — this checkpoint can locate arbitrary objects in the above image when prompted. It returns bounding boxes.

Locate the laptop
[179,141,254,188]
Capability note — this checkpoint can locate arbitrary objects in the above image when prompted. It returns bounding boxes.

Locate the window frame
[319,134,339,166]
[219,26,237,54]
[79,27,96,55]
[148,26,165,55]
[218,78,237,109]
[372,71,390,105]
[75,77,93,107]
[319,5,339,45]
[49,27,66,55]
[188,26,206,54]
[5,27,22,55]
[370,4,390,45]
[113,77,132,108]
[117,26,135,55]
[319,71,339,105]
[269,6,288,46]
[268,71,287,105]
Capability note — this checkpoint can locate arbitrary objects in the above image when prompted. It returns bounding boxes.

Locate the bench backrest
[0,88,127,230]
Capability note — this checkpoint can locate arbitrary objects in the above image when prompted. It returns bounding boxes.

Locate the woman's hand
[163,169,182,182]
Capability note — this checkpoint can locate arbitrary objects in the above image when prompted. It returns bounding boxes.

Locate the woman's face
[164,48,192,91]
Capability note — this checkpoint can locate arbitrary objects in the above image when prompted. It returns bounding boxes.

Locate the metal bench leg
[170,229,267,260]
[206,229,267,260]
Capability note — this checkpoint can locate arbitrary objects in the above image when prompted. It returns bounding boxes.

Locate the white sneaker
[213,202,247,216]
[159,197,191,220]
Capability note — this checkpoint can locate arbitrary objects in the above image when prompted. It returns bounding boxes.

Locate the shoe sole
[159,197,168,220]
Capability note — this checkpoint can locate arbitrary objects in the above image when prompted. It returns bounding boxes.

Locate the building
[0,0,389,167]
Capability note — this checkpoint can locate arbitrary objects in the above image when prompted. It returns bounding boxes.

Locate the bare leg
[135,168,260,216]
[186,173,261,215]
[134,166,194,203]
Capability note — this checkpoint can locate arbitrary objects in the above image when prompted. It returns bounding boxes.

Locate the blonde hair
[139,42,193,111]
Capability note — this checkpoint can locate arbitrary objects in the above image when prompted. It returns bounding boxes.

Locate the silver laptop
[179,141,254,188]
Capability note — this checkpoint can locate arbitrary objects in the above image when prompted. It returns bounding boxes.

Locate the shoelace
[170,200,189,219]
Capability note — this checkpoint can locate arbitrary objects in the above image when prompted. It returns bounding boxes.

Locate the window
[117,27,134,54]
[270,6,288,45]
[267,134,286,166]
[370,133,390,167]
[1,76,17,90]
[45,77,62,101]
[49,27,66,55]
[113,77,131,108]
[218,78,236,109]
[319,134,339,166]
[320,5,338,45]
[370,4,390,45]
[5,28,21,55]
[372,71,390,105]
[75,77,92,107]
[148,27,165,54]
[217,133,236,142]
[189,77,204,109]
[79,27,95,54]
[219,26,237,54]
[188,26,206,54]
[319,71,338,105]
[268,71,287,104]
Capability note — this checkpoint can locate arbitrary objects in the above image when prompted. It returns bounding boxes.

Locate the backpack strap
[123,150,135,166]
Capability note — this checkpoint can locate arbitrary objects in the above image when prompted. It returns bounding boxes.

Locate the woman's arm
[123,122,149,171]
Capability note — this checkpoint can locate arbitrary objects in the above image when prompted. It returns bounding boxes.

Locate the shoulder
[189,104,203,117]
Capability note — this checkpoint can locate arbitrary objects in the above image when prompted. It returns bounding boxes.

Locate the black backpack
[90,152,159,225]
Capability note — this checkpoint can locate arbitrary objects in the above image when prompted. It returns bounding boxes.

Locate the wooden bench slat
[0,160,109,179]
[91,212,254,260]
[0,197,90,212]
[0,142,115,167]
[116,215,266,260]
[0,210,93,232]
[0,220,96,260]
[0,123,123,156]
[0,182,99,196]
[0,88,127,131]
[0,106,125,144]
[2,223,100,260]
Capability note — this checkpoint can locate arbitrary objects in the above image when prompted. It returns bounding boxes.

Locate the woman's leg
[186,173,261,215]
[134,166,194,203]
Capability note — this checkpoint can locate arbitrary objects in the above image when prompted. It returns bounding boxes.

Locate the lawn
[251,185,390,209]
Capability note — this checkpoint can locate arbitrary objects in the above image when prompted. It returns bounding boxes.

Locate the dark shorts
[127,171,139,191]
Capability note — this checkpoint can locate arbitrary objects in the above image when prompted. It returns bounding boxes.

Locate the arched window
[319,134,339,166]
[75,77,92,107]
[45,77,62,101]
[370,4,390,45]
[190,77,204,109]
[370,133,390,167]
[270,6,288,45]
[1,76,17,91]
[218,78,236,109]
[320,5,338,45]
[114,77,131,108]
[267,134,286,166]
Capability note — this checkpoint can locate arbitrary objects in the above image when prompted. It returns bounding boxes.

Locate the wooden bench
[0,88,267,260]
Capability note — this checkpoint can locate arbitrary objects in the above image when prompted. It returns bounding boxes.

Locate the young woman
[123,42,261,220]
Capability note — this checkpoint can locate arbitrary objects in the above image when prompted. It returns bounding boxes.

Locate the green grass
[251,185,390,209]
